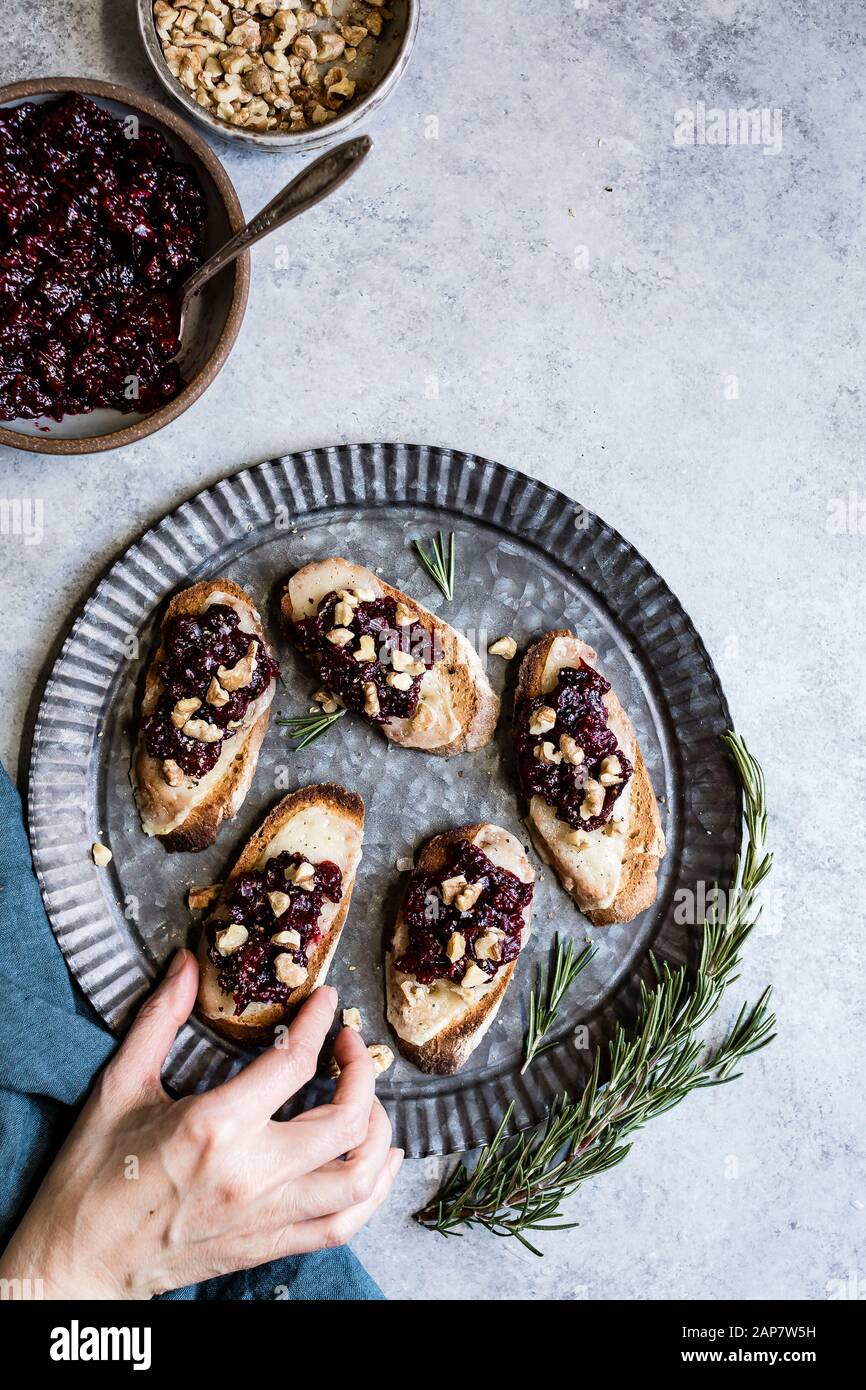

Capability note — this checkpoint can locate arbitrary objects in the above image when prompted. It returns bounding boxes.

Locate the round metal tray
[27,444,739,1157]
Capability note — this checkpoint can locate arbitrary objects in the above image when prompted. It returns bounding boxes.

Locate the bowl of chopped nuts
[139,0,419,150]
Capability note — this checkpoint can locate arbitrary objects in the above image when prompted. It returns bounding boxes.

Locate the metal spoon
[176,134,373,338]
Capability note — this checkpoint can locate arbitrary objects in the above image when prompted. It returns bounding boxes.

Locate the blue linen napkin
[0,762,382,1301]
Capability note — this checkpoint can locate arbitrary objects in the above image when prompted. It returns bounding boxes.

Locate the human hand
[0,951,402,1299]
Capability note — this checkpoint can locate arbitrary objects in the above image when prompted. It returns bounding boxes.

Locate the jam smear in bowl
[515,662,633,832]
[0,93,208,424]
[395,840,534,988]
[0,92,208,422]
[143,603,278,781]
[206,853,343,1015]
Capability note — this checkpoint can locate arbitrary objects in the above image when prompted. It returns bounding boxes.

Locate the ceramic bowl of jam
[0,77,249,456]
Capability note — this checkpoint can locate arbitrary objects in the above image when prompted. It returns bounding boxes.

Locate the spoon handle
[181,134,373,305]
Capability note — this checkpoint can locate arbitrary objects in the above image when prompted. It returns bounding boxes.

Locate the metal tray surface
[28,444,739,1156]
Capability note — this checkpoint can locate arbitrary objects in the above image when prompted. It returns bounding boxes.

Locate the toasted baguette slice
[196,783,364,1045]
[386,824,535,1074]
[132,579,277,853]
[282,557,499,755]
[515,631,666,925]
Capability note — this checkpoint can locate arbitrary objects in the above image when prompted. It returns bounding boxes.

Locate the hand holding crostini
[0,959,402,1300]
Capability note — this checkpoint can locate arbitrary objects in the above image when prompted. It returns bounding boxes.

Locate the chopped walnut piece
[393,601,417,627]
[244,59,272,92]
[171,695,202,728]
[317,31,345,61]
[326,626,354,647]
[274,954,308,988]
[475,930,504,961]
[187,882,222,910]
[292,32,317,61]
[313,688,340,714]
[206,676,229,707]
[91,841,112,868]
[446,930,466,962]
[488,635,517,659]
[580,779,605,819]
[217,923,249,955]
[534,739,562,765]
[367,1043,394,1076]
[559,734,584,765]
[455,881,483,912]
[217,639,257,691]
[328,74,356,100]
[198,10,226,39]
[599,755,623,786]
[440,874,468,906]
[271,927,302,947]
[183,717,224,743]
[287,860,316,891]
[163,758,185,786]
[387,670,413,691]
[461,962,487,989]
[342,1007,363,1032]
[390,646,415,672]
[222,47,253,73]
[227,18,261,47]
[529,705,556,736]
[363,681,380,717]
[267,889,292,917]
[353,634,376,663]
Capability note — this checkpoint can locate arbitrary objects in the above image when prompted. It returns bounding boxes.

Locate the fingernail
[390,1148,405,1171]
[323,985,338,1007]
[166,949,187,979]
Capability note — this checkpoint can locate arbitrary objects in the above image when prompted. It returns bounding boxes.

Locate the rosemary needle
[412,531,456,601]
[522,934,596,1073]
[276,707,345,750]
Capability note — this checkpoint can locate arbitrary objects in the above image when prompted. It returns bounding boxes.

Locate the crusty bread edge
[195,783,364,1046]
[281,563,500,756]
[385,823,529,1076]
[515,631,665,925]
[132,578,277,854]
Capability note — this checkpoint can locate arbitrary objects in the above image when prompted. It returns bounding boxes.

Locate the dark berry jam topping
[290,590,436,723]
[515,662,632,832]
[143,604,278,780]
[206,853,343,1015]
[0,95,206,422]
[395,841,533,987]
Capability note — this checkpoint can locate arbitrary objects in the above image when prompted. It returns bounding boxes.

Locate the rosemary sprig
[522,934,595,1073]
[412,531,456,601]
[415,732,775,1254]
[276,707,345,750]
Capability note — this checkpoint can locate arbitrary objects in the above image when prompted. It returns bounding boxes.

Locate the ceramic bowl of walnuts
[139,0,419,150]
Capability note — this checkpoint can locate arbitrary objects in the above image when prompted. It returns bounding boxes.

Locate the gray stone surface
[1,0,863,1300]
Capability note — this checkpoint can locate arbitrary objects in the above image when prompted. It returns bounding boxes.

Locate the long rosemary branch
[415,732,775,1254]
